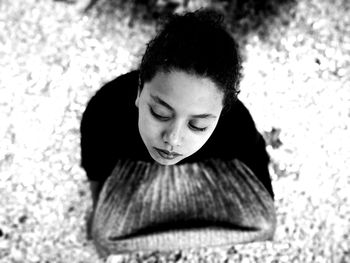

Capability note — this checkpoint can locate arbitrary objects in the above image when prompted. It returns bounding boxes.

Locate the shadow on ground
[55,0,297,41]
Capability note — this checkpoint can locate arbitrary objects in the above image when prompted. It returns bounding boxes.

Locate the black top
[80,70,274,198]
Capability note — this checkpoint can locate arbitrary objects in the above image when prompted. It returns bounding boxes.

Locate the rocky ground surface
[0,0,349,262]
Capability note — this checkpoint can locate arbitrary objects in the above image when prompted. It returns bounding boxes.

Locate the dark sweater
[80,70,274,198]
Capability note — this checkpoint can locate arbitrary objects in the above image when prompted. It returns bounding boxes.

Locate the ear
[135,87,141,108]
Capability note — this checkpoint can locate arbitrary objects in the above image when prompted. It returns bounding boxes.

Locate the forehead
[143,70,224,113]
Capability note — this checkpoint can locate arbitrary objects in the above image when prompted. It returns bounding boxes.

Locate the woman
[80,9,276,256]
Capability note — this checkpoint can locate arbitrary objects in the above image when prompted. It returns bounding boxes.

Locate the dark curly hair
[139,8,242,111]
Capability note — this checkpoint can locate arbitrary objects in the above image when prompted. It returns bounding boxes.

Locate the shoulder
[222,100,255,128]
[91,70,139,104]
[80,69,146,158]
[82,70,139,118]
[212,99,259,147]
[80,70,140,138]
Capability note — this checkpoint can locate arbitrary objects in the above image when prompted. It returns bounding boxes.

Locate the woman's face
[135,70,224,165]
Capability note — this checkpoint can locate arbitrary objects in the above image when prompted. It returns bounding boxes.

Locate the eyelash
[190,125,207,132]
[150,108,169,121]
[149,107,207,132]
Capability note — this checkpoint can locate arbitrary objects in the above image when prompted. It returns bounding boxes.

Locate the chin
[153,156,179,166]
[149,151,183,166]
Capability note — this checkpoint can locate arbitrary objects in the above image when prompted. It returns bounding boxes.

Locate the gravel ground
[1,0,349,262]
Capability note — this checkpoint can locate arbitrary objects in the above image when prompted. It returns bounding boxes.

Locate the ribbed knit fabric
[92,159,276,256]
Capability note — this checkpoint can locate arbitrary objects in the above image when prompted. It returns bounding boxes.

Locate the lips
[154,147,181,160]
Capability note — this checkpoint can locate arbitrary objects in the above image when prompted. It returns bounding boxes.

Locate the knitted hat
[92,159,276,257]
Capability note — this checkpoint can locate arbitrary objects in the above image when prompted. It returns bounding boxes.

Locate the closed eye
[150,107,170,121]
[150,106,208,132]
[189,123,207,132]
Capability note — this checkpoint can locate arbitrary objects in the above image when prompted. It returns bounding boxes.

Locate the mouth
[154,147,181,160]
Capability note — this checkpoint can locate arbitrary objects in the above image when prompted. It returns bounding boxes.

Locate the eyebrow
[150,94,217,119]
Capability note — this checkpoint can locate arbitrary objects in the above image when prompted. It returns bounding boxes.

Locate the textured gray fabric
[92,159,276,256]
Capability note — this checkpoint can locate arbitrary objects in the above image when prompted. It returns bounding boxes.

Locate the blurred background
[0,0,349,262]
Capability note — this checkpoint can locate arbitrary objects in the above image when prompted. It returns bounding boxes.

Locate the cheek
[188,127,216,153]
[139,109,162,139]
[184,133,210,153]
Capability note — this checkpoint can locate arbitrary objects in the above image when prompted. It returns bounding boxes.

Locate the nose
[162,122,183,149]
